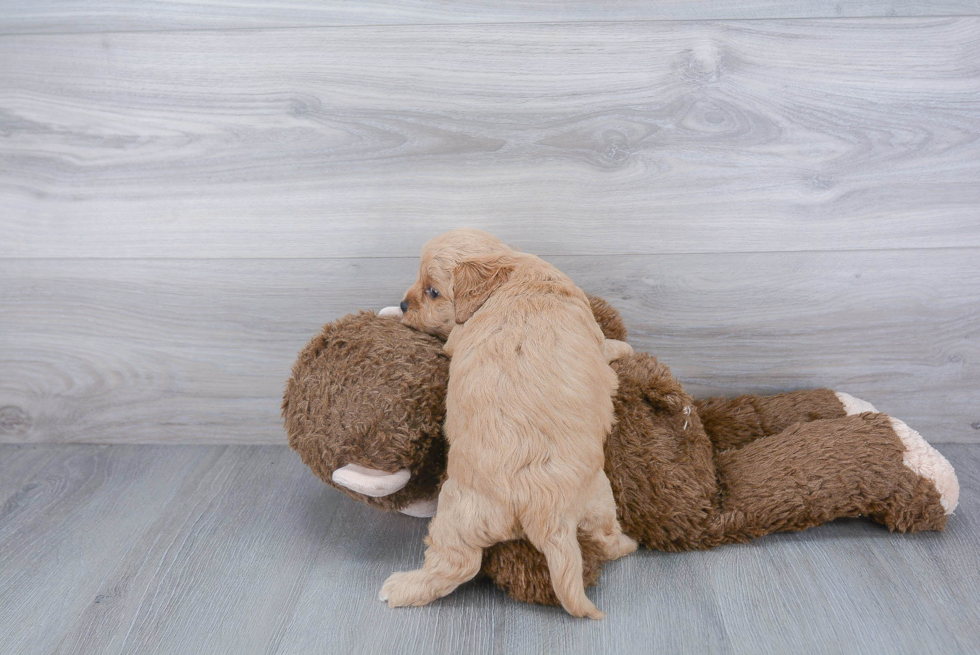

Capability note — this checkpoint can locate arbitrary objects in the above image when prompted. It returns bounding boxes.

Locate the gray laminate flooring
[1,443,976,655]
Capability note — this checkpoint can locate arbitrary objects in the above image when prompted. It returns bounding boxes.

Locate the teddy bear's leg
[379,480,510,608]
[695,388,848,452]
[480,535,606,607]
[579,470,639,561]
[709,413,958,546]
[836,398,959,515]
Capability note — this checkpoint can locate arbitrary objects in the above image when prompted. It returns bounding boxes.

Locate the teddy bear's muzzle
[331,463,439,517]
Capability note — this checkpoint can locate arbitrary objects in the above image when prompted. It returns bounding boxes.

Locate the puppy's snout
[399,300,409,312]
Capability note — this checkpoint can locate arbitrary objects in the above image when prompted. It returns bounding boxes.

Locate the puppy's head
[400,229,514,338]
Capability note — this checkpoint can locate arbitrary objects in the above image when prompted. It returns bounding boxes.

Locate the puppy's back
[444,254,617,487]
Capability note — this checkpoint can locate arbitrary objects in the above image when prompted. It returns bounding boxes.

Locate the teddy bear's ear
[586,295,628,341]
[452,256,514,324]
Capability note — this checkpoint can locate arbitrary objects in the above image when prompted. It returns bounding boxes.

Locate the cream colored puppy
[380,229,637,619]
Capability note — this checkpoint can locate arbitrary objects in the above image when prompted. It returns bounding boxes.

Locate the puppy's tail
[522,519,605,619]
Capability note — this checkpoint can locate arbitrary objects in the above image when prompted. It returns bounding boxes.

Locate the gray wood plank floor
[0,443,976,655]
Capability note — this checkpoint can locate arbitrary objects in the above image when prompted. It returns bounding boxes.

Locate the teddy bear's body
[283,298,958,606]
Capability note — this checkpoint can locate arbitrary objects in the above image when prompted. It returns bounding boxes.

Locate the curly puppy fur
[380,229,636,619]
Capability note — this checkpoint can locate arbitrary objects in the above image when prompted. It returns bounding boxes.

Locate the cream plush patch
[835,392,958,515]
[888,417,960,515]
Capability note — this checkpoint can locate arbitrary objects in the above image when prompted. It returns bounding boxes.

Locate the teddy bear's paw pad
[332,464,411,497]
[835,392,879,415]
[888,417,959,514]
[399,497,438,518]
[378,306,404,317]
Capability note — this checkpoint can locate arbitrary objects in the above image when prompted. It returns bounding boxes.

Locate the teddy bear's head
[283,311,450,515]
[283,298,628,516]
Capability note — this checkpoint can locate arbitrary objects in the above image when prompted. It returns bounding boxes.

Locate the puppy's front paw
[380,570,435,608]
[603,339,633,362]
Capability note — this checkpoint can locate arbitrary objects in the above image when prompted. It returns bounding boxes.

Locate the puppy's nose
[399,300,409,312]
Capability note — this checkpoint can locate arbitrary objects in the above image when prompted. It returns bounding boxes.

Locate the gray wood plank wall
[4,1,980,33]
[1,4,978,444]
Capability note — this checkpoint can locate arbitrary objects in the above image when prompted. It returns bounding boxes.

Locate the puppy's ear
[452,256,514,324]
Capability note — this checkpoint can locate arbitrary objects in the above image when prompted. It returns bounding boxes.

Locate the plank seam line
[2,244,980,263]
[0,13,978,38]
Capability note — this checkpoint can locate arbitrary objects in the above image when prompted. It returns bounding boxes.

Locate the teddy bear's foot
[835,392,959,516]
[885,416,959,515]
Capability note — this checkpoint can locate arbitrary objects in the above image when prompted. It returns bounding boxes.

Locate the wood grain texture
[3,0,980,34]
[2,250,977,445]
[0,446,210,655]
[1,18,978,258]
[48,446,329,655]
[0,444,977,654]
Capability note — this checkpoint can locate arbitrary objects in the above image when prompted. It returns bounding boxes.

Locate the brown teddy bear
[282,297,959,606]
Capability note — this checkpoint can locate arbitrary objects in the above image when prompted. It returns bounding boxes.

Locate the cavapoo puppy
[380,228,636,619]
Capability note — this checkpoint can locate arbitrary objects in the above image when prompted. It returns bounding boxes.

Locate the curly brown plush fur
[283,311,448,512]
[284,297,957,607]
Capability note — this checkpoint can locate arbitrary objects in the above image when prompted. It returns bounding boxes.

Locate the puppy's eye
[425,287,440,300]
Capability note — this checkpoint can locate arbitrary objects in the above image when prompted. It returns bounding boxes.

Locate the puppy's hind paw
[380,570,438,608]
[568,600,606,620]
[604,533,639,561]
